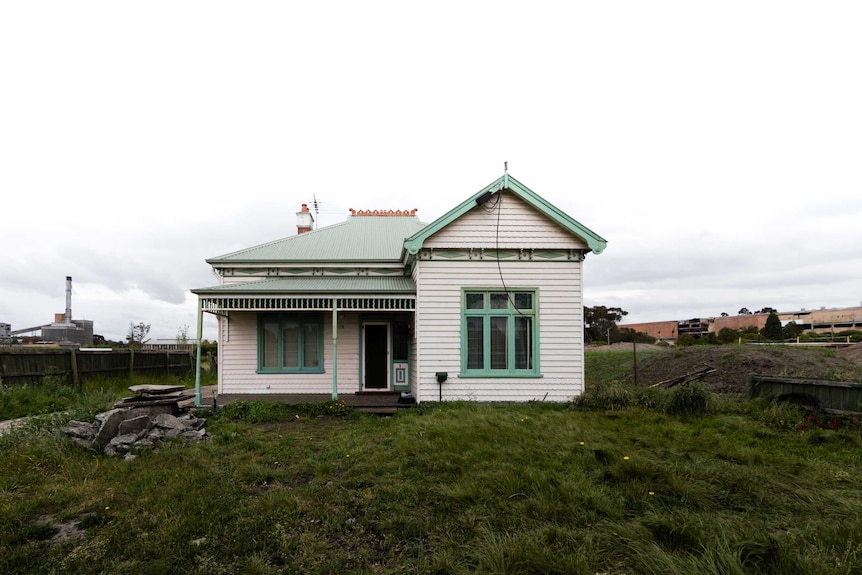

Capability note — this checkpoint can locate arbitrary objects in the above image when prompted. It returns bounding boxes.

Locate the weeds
[212,398,353,423]
[664,383,711,416]
[0,371,216,421]
[572,381,637,411]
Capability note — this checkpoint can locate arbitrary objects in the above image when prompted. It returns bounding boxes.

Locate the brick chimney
[296,203,314,234]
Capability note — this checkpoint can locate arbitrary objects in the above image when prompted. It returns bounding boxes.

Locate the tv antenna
[311,194,320,229]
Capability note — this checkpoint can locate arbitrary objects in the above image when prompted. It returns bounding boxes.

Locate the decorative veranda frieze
[201,296,416,314]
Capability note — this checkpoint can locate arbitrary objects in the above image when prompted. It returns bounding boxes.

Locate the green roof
[207,216,426,265]
[192,276,416,295]
[404,173,607,255]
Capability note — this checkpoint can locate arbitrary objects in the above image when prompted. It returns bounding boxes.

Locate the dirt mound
[838,342,862,363]
[624,344,862,393]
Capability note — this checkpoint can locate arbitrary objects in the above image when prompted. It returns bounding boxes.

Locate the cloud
[2,1,861,342]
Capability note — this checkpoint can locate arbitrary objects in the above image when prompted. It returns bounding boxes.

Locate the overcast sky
[2,1,860,342]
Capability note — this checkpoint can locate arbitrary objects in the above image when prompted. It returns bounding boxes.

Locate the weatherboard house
[191,173,606,404]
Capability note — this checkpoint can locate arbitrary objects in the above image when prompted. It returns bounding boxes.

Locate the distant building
[4,277,95,346]
[140,339,197,351]
[41,319,95,346]
[621,304,862,342]
[780,306,862,333]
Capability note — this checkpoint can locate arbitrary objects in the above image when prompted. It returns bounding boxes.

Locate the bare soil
[612,343,862,393]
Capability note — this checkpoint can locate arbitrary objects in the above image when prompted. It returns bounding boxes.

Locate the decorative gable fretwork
[417,248,586,262]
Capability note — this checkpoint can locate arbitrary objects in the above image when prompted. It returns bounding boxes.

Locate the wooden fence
[744,374,862,414]
[0,348,196,386]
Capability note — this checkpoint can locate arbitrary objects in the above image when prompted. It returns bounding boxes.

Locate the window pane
[262,320,279,368]
[392,321,409,361]
[466,293,484,309]
[490,293,509,309]
[303,323,320,368]
[282,322,300,368]
[515,317,532,369]
[514,293,533,311]
[490,316,508,369]
[467,317,484,369]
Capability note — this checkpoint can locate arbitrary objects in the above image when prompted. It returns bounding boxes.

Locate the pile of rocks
[114,384,191,413]
[63,385,208,458]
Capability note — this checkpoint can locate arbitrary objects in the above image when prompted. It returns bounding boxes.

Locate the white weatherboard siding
[423,192,589,250]
[218,312,361,395]
[414,259,584,402]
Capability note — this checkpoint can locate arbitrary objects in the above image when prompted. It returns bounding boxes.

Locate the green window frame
[258,314,324,373]
[461,289,540,377]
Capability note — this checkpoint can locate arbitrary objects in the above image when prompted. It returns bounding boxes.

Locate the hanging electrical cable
[492,189,525,316]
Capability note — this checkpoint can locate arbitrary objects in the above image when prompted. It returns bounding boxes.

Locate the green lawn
[2,384,861,574]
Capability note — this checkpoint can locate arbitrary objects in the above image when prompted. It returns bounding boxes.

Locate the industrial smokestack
[65,276,72,324]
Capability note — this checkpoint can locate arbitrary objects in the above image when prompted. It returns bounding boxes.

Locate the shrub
[674,334,698,347]
[573,382,634,411]
[717,327,739,344]
[664,383,710,416]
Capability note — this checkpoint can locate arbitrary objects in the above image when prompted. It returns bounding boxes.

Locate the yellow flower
[648,491,655,496]
[623,456,630,460]
[579,441,585,446]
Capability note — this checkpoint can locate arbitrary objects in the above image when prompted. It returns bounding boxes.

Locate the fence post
[129,349,135,378]
[70,348,80,388]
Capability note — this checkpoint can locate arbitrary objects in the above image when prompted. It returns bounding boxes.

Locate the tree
[738,308,752,315]
[783,321,804,340]
[675,334,698,346]
[618,328,657,344]
[761,312,783,341]
[127,322,151,348]
[177,324,190,346]
[717,327,739,344]
[584,306,629,344]
[755,306,777,314]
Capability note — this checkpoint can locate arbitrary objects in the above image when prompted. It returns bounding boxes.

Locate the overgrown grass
[0,371,216,421]
[213,398,354,422]
[585,347,661,387]
[2,384,861,574]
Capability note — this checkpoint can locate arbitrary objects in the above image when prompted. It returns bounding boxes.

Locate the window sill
[257,369,326,375]
[457,373,543,379]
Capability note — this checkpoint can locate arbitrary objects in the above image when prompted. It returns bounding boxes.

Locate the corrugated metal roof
[208,216,426,264]
[192,276,416,295]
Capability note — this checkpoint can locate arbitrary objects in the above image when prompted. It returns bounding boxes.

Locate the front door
[364,323,389,390]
